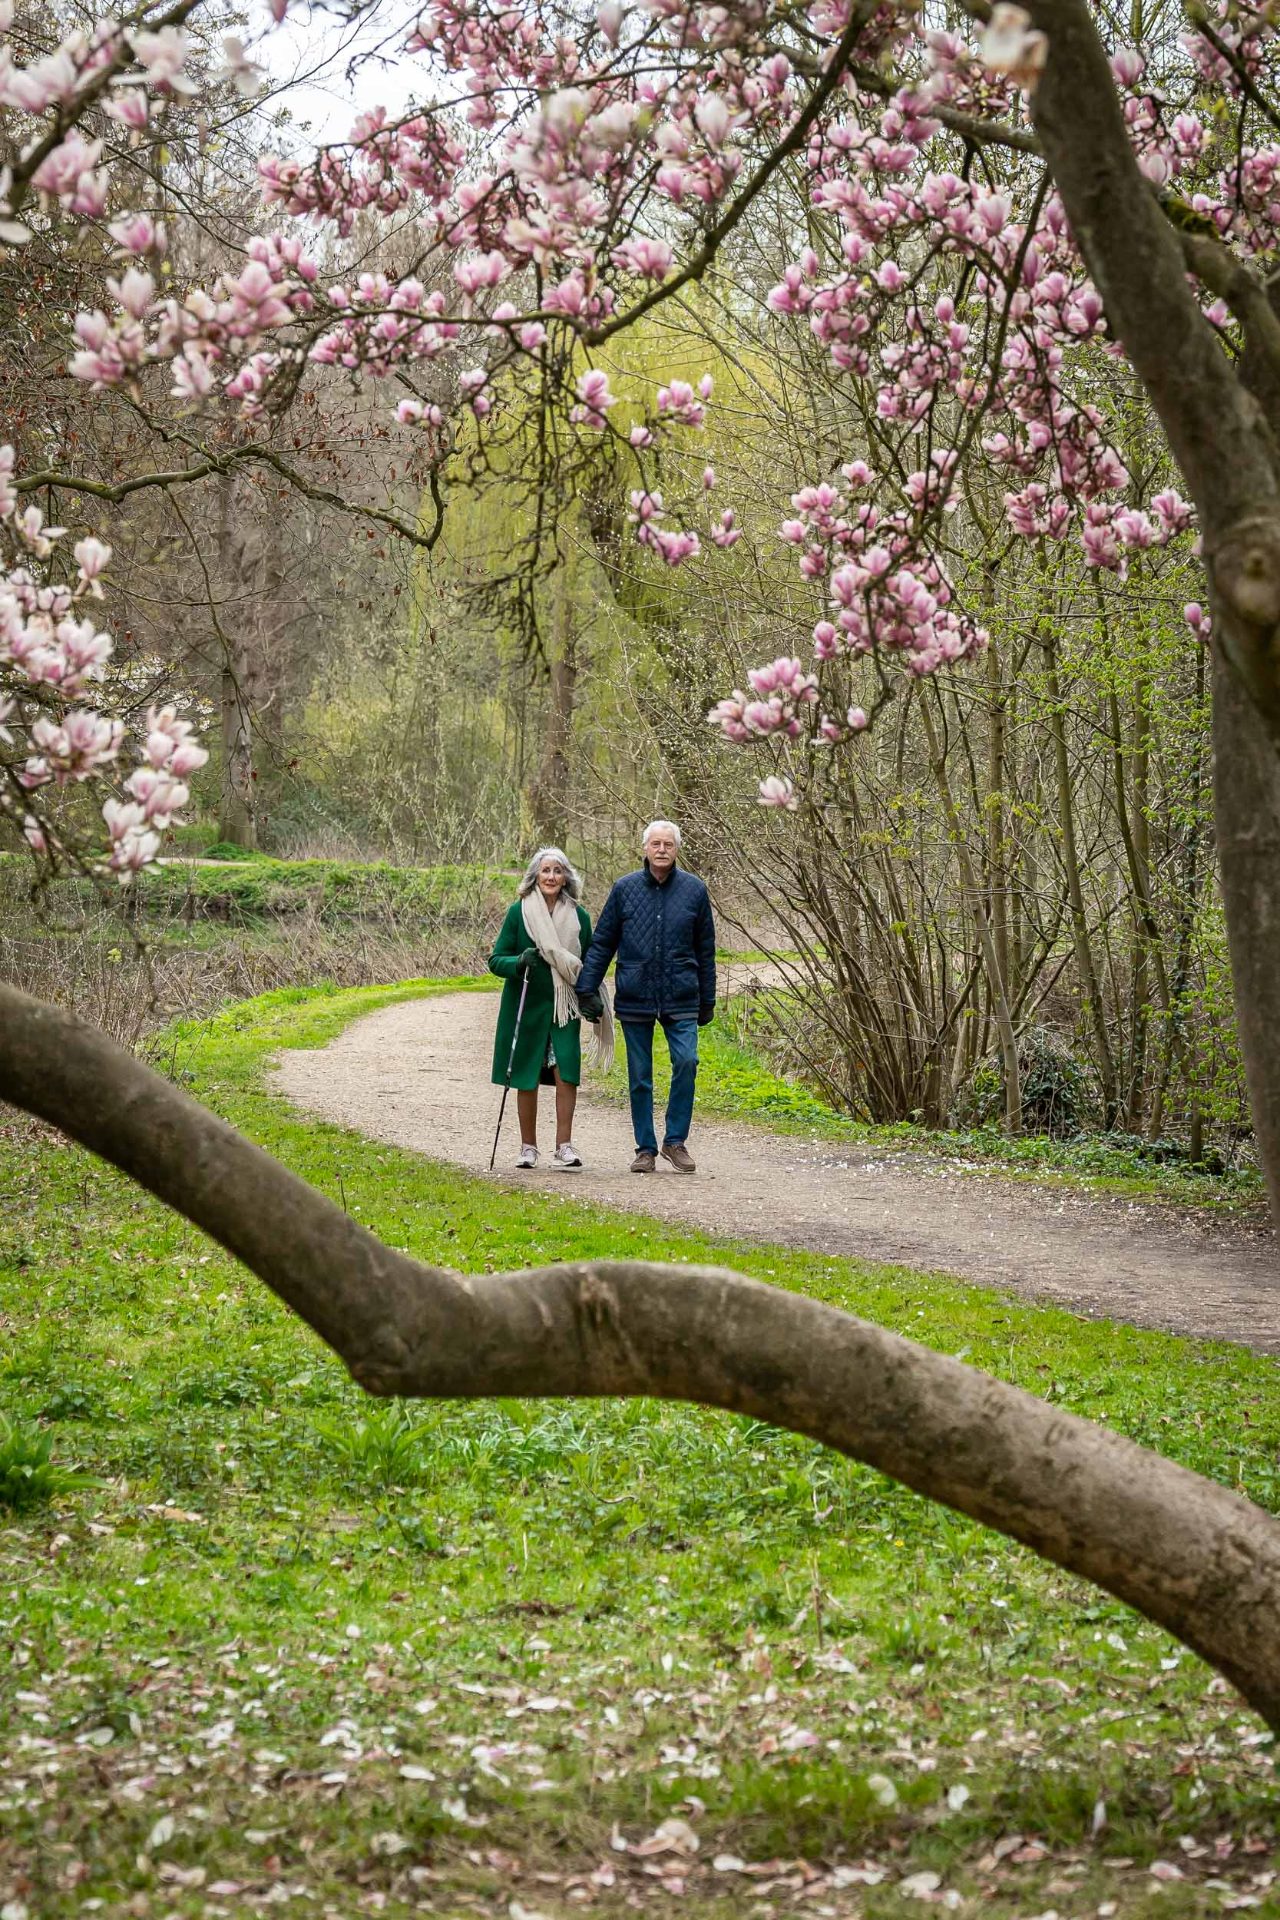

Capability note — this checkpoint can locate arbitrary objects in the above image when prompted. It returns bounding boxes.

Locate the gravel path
[272,986,1280,1352]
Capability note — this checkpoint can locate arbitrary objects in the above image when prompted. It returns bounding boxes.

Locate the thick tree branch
[4,980,1280,1728]
[1027,0,1280,745]
[847,61,1042,154]
[1027,0,1276,530]
[1177,227,1280,389]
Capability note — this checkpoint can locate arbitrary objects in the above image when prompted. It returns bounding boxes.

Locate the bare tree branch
[4,979,1280,1729]
[15,444,446,550]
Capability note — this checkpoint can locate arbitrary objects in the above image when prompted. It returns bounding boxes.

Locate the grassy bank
[1,980,1278,1915]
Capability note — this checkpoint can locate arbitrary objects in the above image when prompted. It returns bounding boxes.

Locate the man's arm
[576,884,622,997]
[695,886,717,1017]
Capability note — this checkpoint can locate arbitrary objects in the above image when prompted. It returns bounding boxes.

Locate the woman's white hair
[517,845,583,900]
[642,818,682,850]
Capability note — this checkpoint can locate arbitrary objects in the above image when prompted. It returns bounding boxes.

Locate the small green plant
[172,1363,267,1407]
[0,1414,92,1510]
[41,1380,106,1423]
[318,1403,431,1486]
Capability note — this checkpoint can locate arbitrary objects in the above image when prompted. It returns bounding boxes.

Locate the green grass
[138,856,511,922]
[1,978,1278,1916]
[0,851,512,925]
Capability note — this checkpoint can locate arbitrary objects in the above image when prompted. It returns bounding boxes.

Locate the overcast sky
[254,2,428,149]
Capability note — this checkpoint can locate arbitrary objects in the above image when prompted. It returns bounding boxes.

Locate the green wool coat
[489,898,593,1090]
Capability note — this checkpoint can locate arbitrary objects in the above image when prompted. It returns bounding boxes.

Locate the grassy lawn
[1,979,1278,1917]
[0,852,512,927]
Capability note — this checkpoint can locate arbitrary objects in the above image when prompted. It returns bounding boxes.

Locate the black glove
[519,946,538,970]
[698,1004,716,1027]
[578,989,604,1022]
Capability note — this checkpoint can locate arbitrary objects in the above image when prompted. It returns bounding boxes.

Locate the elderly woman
[489,847,613,1170]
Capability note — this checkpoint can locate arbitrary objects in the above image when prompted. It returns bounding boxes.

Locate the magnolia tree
[6,0,1280,1723]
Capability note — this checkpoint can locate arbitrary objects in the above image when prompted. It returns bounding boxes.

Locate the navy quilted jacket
[577,864,717,1020]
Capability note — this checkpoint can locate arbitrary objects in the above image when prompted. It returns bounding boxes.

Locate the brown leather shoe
[631,1149,656,1173]
[660,1141,696,1174]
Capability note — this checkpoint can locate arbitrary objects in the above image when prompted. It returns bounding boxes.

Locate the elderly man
[576,820,717,1173]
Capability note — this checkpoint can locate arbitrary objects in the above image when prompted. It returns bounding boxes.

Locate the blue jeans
[621,1016,699,1155]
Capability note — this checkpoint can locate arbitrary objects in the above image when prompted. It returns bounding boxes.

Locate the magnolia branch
[587,1,878,345]
[4,980,1280,1730]
[5,0,204,213]
[14,444,446,550]
[1177,227,1280,386]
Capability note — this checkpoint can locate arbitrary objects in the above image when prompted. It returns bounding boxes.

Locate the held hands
[578,989,605,1022]
[698,1004,716,1027]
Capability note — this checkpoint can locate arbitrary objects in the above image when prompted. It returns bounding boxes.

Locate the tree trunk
[1027,0,1280,1208]
[216,470,257,851]
[528,564,577,845]
[5,979,1280,1725]
[219,656,257,851]
[921,700,1022,1133]
[1044,625,1117,1125]
[1212,659,1280,1218]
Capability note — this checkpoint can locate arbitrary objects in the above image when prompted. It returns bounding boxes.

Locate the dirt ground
[272,987,1280,1353]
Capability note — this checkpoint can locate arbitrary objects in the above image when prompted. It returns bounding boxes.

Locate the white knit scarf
[520,888,615,1070]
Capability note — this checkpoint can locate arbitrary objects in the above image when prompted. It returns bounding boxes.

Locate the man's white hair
[642,818,682,850]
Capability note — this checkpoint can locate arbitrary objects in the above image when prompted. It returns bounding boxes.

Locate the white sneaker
[552,1142,583,1169]
[515,1143,539,1170]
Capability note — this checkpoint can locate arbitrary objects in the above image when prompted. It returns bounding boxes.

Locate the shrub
[959,1026,1099,1137]
[0,1414,92,1511]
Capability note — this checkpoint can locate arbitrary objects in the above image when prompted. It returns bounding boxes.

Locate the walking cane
[488,962,531,1170]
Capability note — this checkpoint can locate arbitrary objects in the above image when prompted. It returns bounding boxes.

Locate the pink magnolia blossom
[758,774,798,811]
[979,5,1048,91]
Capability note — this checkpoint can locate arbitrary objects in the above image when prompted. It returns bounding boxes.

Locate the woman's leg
[516,1087,539,1145]
[553,1069,577,1146]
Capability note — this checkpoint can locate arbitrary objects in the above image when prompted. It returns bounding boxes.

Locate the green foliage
[961,1026,1099,1137]
[198,840,271,862]
[0,1413,91,1510]
[135,857,510,922]
[317,1404,435,1487]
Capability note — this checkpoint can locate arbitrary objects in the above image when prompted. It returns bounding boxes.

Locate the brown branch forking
[1026,1,1280,754]
[5,982,1280,1726]
[14,445,446,551]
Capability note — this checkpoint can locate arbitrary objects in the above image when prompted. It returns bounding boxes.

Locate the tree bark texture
[5,982,1280,1725]
[528,564,577,845]
[1027,0,1280,1205]
[1212,662,1280,1217]
[216,470,258,851]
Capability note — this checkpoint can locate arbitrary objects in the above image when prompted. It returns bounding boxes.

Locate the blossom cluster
[0,445,207,878]
[1,0,1272,831]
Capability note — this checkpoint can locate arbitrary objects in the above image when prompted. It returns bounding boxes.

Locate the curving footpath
[272,986,1280,1353]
